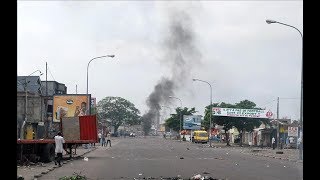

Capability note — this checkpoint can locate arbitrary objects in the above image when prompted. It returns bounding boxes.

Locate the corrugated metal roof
[17,76,42,95]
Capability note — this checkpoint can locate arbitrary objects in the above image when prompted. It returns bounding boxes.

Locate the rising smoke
[142,8,201,135]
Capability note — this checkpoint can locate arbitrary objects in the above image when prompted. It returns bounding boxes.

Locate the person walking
[106,133,111,147]
[54,132,65,166]
[272,137,276,150]
[101,134,106,147]
[98,132,102,145]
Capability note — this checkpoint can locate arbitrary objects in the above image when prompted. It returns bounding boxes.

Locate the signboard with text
[183,115,202,130]
[212,107,272,119]
[288,126,298,137]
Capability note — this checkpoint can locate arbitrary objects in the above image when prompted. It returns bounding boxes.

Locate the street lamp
[161,105,174,138]
[266,19,303,160]
[28,70,43,76]
[168,96,182,141]
[193,78,213,147]
[86,55,115,114]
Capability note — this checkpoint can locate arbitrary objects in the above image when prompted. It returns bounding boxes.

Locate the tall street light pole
[86,55,115,115]
[161,105,174,137]
[169,96,182,142]
[19,70,43,139]
[192,78,213,147]
[266,19,303,160]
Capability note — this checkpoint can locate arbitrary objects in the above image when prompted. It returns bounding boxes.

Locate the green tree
[97,97,141,134]
[165,107,197,132]
[203,102,236,145]
[204,100,269,146]
[232,100,269,146]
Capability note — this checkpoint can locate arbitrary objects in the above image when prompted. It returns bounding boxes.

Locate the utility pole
[46,62,48,97]
[45,62,48,138]
[277,97,280,149]
[20,78,28,139]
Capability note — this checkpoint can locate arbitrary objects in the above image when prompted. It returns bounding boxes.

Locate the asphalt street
[40,136,303,180]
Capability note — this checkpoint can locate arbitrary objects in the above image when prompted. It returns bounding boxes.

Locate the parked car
[210,136,221,142]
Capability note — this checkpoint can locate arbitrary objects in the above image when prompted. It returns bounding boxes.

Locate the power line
[261,99,277,106]
[261,97,299,107]
[47,66,55,81]
[279,97,299,100]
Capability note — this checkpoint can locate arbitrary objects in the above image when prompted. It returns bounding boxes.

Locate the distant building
[17,76,45,139]
[17,76,42,95]
[41,81,67,96]
[17,76,68,139]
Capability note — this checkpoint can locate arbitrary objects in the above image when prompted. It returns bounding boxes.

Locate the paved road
[40,137,303,180]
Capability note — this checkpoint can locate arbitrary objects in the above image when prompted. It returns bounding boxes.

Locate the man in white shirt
[98,132,102,145]
[272,137,276,150]
[54,132,65,166]
[106,133,111,147]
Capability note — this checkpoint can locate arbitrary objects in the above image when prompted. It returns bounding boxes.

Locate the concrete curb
[31,147,98,180]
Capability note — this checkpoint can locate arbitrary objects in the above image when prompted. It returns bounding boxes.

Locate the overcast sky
[18,1,303,122]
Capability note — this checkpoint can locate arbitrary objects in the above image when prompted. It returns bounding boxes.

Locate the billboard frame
[52,94,91,122]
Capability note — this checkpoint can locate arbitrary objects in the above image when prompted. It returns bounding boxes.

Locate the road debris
[191,174,202,179]
[83,157,88,161]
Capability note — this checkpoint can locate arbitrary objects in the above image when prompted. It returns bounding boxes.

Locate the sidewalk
[17,145,97,180]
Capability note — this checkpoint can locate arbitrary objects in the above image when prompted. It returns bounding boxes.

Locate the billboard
[53,94,91,122]
[288,127,299,137]
[212,107,273,119]
[183,115,202,130]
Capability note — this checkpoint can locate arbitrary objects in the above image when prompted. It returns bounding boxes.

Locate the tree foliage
[165,107,197,132]
[97,97,141,133]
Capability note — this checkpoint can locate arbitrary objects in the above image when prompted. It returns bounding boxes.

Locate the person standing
[98,132,102,145]
[101,134,106,147]
[54,132,65,166]
[272,137,276,150]
[298,136,302,149]
[106,133,111,147]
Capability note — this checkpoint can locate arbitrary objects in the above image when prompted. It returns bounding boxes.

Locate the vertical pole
[46,62,48,97]
[45,62,48,138]
[277,97,280,149]
[209,84,212,147]
[25,78,28,123]
[76,85,78,94]
[86,62,89,115]
[179,111,182,142]
[299,36,303,160]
